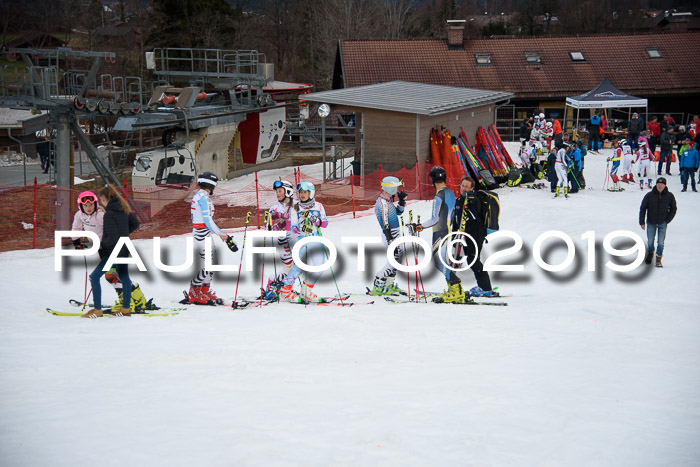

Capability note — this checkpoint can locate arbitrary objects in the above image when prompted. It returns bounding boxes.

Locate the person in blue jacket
[679,137,699,192]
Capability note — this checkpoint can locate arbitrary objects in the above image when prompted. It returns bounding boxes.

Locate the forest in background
[2,0,699,90]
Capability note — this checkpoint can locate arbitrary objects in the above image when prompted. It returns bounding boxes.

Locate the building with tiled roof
[333,30,700,115]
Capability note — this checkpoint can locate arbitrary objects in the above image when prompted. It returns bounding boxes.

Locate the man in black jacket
[639,177,677,267]
[451,176,494,296]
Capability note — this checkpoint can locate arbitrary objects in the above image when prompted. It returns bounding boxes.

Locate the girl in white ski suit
[555,145,573,195]
[636,141,653,189]
[621,141,636,182]
[263,180,298,298]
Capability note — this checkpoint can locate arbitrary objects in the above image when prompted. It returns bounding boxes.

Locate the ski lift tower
[0,47,144,228]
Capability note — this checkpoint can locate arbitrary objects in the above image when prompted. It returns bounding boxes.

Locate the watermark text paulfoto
[54,230,646,274]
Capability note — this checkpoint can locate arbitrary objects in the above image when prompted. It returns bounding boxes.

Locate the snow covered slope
[1,144,699,466]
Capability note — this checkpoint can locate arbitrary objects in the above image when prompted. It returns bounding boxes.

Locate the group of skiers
[69,167,497,311]
[183,168,497,305]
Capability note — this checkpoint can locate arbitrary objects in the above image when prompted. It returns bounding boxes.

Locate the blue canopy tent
[564,78,648,140]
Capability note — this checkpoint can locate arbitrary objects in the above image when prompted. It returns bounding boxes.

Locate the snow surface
[2,143,699,466]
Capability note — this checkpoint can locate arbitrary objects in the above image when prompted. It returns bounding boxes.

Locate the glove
[73,238,88,250]
[314,218,322,226]
[606,157,611,162]
[411,223,423,233]
[225,235,238,252]
[397,191,408,207]
[382,227,393,243]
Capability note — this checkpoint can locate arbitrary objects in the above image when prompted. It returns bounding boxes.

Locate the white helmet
[620,139,628,147]
[273,180,294,199]
[380,176,402,195]
[546,121,553,128]
[297,181,315,200]
[534,141,542,150]
[639,140,647,147]
[539,113,545,119]
[534,115,540,121]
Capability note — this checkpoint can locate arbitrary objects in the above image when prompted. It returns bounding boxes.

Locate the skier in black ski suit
[451,176,494,296]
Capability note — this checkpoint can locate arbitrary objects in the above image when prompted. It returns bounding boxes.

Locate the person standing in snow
[639,177,677,267]
[186,172,238,305]
[451,176,494,297]
[589,110,601,152]
[628,113,644,150]
[635,141,653,190]
[81,185,139,318]
[554,143,573,198]
[658,126,676,176]
[679,137,699,192]
[279,182,329,302]
[620,139,636,184]
[607,140,624,192]
[262,180,298,299]
[410,166,463,303]
[369,176,407,296]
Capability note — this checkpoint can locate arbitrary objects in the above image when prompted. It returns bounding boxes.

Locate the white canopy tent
[564,78,648,140]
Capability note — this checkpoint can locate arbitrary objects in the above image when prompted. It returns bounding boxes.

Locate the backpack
[476,190,500,233]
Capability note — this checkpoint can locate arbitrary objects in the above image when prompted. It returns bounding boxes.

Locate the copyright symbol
[437,232,478,272]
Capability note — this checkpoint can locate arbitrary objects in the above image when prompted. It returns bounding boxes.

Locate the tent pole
[576,107,580,139]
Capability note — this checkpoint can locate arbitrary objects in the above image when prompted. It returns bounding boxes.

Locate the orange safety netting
[0,161,444,252]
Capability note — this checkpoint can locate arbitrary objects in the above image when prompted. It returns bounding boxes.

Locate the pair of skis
[47,299,184,317]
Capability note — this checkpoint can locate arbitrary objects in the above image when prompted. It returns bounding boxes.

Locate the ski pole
[259,211,269,307]
[233,212,251,306]
[568,165,582,190]
[415,214,427,302]
[409,210,417,297]
[400,216,411,301]
[603,160,610,190]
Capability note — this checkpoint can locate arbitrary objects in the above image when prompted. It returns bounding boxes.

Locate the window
[569,51,585,62]
[475,53,491,65]
[646,48,662,59]
[525,52,541,64]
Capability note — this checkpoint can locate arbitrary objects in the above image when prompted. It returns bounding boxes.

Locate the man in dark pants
[452,176,494,297]
[658,126,676,175]
[589,110,601,152]
[639,177,677,268]
[628,113,644,150]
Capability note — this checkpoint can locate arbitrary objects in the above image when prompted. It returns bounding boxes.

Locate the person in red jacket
[648,116,661,155]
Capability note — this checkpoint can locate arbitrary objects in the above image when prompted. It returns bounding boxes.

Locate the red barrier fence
[0,161,447,252]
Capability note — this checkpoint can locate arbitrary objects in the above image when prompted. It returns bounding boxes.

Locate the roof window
[525,52,541,64]
[475,53,491,65]
[646,48,662,59]
[569,51,585,62]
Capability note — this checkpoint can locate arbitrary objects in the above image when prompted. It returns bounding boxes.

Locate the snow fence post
[33,177,37,248]
[350,170,356,218]
[415,157,424,200]
[255,171,261,229]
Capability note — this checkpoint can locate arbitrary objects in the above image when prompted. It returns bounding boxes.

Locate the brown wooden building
[303,81,512,175]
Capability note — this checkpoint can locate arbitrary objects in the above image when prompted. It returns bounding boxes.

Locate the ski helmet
[428,166,447,184]
[533,115,540,121]
[297,181,316,200]
[620,139,628,147]
[546,121,553,128]
[198,172,219,193]
[639,140,647,147]
[273,180,295,199]
[539,112,545,119]
[380,176,402,195]
[77,190,98,206]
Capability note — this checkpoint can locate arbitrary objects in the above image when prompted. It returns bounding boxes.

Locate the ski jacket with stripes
[191,189,224,236]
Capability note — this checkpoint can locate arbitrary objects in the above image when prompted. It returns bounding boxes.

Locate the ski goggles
[77,191,98,205]
[273,180,285,190]
[297,182,314,192]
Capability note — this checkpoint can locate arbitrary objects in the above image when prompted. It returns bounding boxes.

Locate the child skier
[607,140,624,191]
[620,139,636,183]
[370,176,407,296]
[279,182,329,302]
[554,143,573,198]
[636,141,653,190]
[187,172,238,305]
[70,191,154,311]
[410,166,462,303]
[262,180,298,299]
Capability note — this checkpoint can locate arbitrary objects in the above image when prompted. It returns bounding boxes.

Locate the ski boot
[469,286,493,297]
[564,187,569,198]
[201,285,219,304]
[385,282,403,296]
[279,284,298,302]
[655,255,663,268]
[262,279,282,300]
[301,282,318,302]
[621,174,629,183]
[111,289,125,312]
[130,283,148,311]
[370,285,393,296]
[187,285,209,305]
[554,186,560,198]
[433,282,466,303]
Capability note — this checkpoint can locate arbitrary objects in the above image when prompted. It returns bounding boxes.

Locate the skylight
[646,48,662,59]
[525,52,541,64]
[475,53,491,65]
[569,51,585,62]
